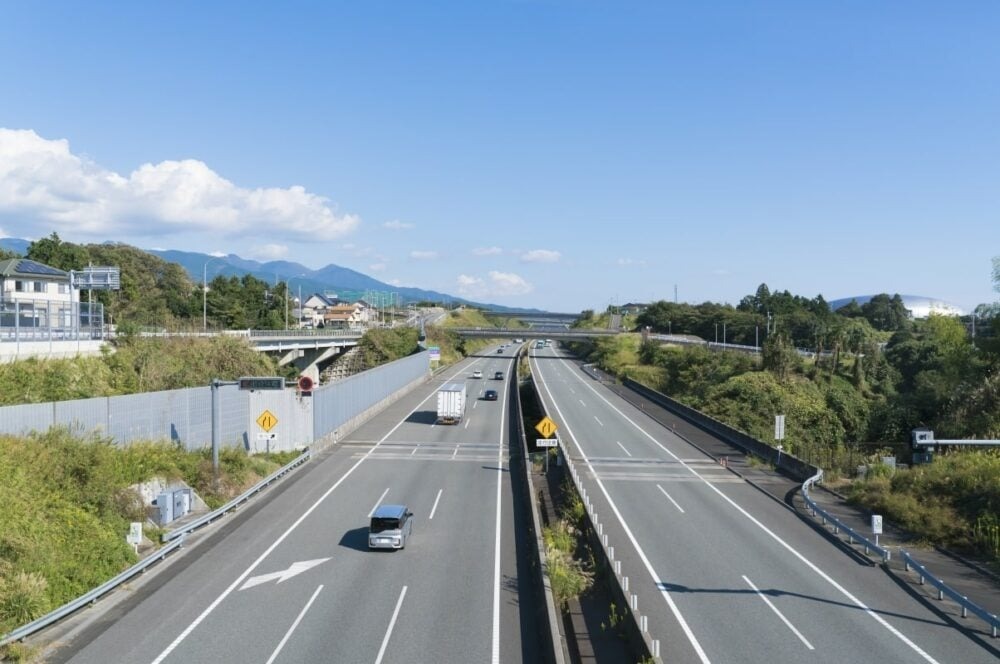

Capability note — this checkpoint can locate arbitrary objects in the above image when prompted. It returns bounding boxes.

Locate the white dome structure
[829,294,965,319]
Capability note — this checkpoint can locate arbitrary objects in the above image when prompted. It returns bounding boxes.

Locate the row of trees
[588,272,1000,444]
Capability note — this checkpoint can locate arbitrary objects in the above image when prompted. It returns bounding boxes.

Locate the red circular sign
[297,375,314,392]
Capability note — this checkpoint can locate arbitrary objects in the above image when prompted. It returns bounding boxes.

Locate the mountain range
[0,237,537,313]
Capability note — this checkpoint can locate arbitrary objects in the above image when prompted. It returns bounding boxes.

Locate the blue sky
[1,2,997,312]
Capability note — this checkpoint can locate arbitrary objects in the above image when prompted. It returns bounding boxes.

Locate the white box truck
[436,382,467,424]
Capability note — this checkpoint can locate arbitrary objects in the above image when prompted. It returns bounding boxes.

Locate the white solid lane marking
[491,368,509,664]
[368,487,390,517]
[429,489,443,520]
[616,441,632,458]
[656,484,685,513]
[554,354,943,664]
[594,416,604,427]
[374,586,408,664]
[265,585,324,664]
[743,575,814,650]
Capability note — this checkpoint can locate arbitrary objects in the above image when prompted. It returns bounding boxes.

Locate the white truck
[436,382,467,424]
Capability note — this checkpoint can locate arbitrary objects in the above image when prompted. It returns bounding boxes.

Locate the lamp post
[202,257,223,332]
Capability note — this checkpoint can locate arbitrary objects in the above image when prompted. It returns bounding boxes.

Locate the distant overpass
[481,310,581,328]
[449,327,620,341]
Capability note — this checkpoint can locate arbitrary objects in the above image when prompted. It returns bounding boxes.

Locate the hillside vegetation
[0,429,298,644]
[569,280,1000,562]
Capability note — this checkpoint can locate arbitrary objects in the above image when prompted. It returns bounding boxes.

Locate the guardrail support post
[961,600,967,618]
[623,576,629,592]
[641,615,647,633]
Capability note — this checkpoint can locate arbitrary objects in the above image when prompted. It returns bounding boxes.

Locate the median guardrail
[163,448,312,542]
[801,470,891,562]
[899,550,1000,638]
[1,537,186,647]
[1,449,313,647]
[514,350,566,664]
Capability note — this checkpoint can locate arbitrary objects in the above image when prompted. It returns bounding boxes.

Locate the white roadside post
[872,514,883,548]
[127,522,143,554]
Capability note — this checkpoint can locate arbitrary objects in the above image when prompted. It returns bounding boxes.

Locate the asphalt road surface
[51,345,539,664]
[530,343,999,664]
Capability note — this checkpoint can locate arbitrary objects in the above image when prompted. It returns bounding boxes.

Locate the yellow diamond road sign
[256,410,278,433]
[535,416,558,438]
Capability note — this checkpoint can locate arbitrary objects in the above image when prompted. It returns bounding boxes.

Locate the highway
[529,343,999,664]
[54,344,537,664]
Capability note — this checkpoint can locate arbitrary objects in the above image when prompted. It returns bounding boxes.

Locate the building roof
[829,294,965,318]
[0,258,69,280]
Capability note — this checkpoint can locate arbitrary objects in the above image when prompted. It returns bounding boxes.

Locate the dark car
[493,371,504,380]
[496,348,504,353]
[484,389,498,401]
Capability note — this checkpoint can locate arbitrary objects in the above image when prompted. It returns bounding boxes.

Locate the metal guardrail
[0,449,312,647]
[1,537,186,647]
[801,470,891,562]
[900,550,1000,638]
[163,449,312,542]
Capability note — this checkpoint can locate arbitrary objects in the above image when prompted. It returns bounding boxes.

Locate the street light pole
[202,257,222,332]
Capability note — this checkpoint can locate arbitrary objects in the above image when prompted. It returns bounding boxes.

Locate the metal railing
[900,550,1000,638]
[163,449,312,542]
[801,470,891,562]
[0,449,312,646]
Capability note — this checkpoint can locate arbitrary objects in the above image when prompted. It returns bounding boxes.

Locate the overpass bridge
[449,327,621,341]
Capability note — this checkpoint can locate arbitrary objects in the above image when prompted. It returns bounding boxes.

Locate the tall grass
[0,429,292,636]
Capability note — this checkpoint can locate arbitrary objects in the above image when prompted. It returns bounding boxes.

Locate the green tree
[762,332,800,382]
[26,232,90,270]
[861,294,911,332]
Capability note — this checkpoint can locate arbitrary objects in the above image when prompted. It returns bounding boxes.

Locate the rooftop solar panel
[15,260,67,276]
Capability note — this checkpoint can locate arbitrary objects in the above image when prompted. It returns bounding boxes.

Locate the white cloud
[489,271,533,295]
[457,271,533,298]
[473,246,503,256]
[0,128,360,241]
[250,244,289,260]
[368,262,387,272]
[520,249,561,263]
[617,258,646,266]
[387,278,403,286]
[409,250,439,260]
[383,220,414,230]
[209,250,228,257]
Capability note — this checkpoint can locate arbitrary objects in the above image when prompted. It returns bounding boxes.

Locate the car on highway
[472,370,483,379]
[496,347,504,353]
[368,504,413,550]
[494,371,504,380]
[484,389,498,401]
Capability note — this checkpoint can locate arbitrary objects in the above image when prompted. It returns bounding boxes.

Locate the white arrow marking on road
[240,558,330,590]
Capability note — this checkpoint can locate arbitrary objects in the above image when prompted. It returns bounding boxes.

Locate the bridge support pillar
[285,346,341,383]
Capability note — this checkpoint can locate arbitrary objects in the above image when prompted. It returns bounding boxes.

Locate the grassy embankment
[572,334,1000,564]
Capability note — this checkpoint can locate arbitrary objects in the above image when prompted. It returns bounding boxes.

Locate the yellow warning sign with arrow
[256,410,278,433]
[535,416,558,438]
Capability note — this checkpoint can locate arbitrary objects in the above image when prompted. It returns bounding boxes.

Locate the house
[0,258,73,328]
[322,301,374,329]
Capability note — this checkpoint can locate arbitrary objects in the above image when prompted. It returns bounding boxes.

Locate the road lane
[57,347,534,664]
[530,344,998,663]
